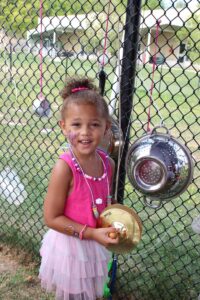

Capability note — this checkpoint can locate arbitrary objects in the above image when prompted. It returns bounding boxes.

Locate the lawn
[0,50,199,299]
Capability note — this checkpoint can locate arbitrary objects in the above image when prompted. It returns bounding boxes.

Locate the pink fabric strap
[71,87,89,93]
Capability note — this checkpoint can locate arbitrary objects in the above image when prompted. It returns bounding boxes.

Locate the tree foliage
[1,0,199,64]
[0,0,164,36]
[0,0,38,36]
[177,6,200,63]
[0,0,126,36]
[142,0,161,10]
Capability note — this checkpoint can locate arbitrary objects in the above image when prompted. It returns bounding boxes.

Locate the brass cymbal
[99,117,124,159]
[99,204,142,254]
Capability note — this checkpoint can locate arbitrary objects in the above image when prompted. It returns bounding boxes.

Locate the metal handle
[143,196,162,209]
[151,125,170,136]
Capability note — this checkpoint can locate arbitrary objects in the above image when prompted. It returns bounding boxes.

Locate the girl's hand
[90,227,120,247]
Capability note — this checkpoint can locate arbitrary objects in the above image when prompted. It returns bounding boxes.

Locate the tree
[0,0,38,36]
[174,0,186,9]
[142,0,161,10]
[177,7,200,63]
[80,3,125,56]
[0,0,126,36]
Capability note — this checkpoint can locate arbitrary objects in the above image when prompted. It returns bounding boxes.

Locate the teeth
[81,140,90,144]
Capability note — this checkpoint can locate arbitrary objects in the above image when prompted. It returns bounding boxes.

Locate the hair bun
[60,77,98,100]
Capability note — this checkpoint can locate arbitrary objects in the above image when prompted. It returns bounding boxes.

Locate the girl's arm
[44,159,87,234]
[44,159,119,247]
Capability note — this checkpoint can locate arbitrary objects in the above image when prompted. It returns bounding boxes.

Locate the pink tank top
[59,149,112,228]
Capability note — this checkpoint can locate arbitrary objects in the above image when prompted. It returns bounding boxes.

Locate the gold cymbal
[99,117,124,159]
[99,204,142,254]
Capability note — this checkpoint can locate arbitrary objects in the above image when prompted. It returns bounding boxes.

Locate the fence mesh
[0,0,199,299]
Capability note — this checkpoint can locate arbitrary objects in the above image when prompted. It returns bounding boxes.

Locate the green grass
[112,179,200,299]
[0,243,55,300]
[0,50,200,299]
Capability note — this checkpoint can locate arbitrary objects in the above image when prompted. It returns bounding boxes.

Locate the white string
[147,91,165,126]
[69,145,110,207]
[99,153,111,197]
[114,112,133,200]
[113,21,140,200]
[114,21,127,200]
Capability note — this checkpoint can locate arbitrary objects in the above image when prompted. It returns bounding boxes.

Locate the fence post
[117,0,142,203]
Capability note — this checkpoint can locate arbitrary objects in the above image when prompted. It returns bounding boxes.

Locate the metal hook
[143,196,162,209]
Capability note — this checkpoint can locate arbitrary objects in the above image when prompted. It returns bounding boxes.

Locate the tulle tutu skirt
[39,229,111,300]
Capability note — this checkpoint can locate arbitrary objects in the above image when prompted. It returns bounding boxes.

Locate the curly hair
[60,77,110,120]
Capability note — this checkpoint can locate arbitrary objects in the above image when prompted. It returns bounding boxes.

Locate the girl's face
[60,103,110,157]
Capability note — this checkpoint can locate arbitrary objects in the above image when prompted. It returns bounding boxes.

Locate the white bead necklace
[69,146,111,219]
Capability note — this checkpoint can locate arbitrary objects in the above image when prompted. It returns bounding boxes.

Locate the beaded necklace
[69,147,112,219]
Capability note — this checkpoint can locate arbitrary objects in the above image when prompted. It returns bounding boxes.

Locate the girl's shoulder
[49,150,73,178]
[58,150,75,175]
[49,156,73,190]
[54,152,72,174]
[59,150,71,162]
[59,150,74,167]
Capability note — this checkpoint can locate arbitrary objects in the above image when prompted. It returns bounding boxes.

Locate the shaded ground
[0,243,135,300]
[0,243,54,300]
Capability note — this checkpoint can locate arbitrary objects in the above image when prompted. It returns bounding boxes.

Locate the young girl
[39,77,119,300]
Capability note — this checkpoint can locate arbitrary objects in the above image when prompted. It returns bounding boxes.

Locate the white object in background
[0,167,27,206]
[191,215,200,234]
[32,95,51,117]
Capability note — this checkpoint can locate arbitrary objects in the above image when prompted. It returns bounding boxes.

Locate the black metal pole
[117,0,142,203]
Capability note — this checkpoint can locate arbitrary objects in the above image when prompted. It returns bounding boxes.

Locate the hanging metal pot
[126,125,194,208]
[99,116,124,160]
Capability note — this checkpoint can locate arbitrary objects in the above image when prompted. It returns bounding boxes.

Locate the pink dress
[39,149,112,300]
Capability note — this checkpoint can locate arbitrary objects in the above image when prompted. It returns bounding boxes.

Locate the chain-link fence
[0,0,199,299]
